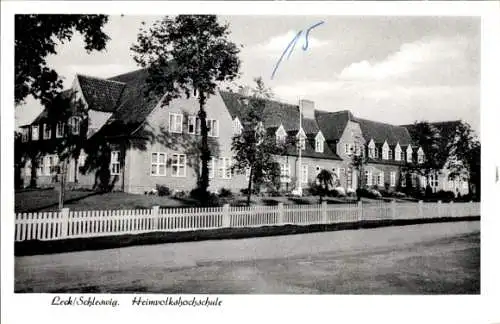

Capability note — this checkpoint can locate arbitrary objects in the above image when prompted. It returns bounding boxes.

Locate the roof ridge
[77,74,126,85]
[356,117,407,128]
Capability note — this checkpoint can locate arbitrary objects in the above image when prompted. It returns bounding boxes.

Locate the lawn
[14,188,412,213]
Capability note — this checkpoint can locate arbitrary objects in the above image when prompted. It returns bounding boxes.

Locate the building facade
[17,69,469,196]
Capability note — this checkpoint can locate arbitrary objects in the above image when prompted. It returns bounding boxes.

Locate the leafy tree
[231,78,283,206]
[15,14,110,106]
[349,133,367,200]
[447,121,481,199]
[405,121,447,188]
[316,169,333,203]
[131,15,241,203]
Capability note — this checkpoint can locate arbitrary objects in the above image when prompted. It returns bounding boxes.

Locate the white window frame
[301,164,308,183]
[407,146,413,163]
[110,151,120,176]
[395,145,402,161]
[378,172,384,186]
[199,159,215,179]
[365,170,373,186]
[390,171,396,187]
[21,128,29,142]
[169,113,183,133]
[188,116,197,135]
[315,138,324,153]
[280,163,291,183]
[31,125,39,141]
[207,119,219,137]
[56,122,65,138]
[151,152,167,176]
[218,157,232,179]
[68,117,81,135]
[421,176,427,188]
[382,143,389,160]
[43,124,51,140]
[417,151,425,164]
[171,153,187,177]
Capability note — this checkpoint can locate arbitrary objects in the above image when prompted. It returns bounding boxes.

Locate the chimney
[299,99,315,119]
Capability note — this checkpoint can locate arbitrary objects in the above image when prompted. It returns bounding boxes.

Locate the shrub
[357,187,382,199]
[173,190,186,198]
[156,184,170,197]
[240,188,259,195]
[435,190,455,202]
[206,193,221,206]
[218,187,233,198]
[334,187,346,197]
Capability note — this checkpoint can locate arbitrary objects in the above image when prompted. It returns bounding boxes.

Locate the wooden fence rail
[14,201,480,242]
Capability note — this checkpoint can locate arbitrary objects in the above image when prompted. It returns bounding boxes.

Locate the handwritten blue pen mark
[271,21,325,80]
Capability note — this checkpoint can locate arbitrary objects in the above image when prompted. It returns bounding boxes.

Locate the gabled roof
[314,110,354,141]
[219,91,301,131]
[76,75,126,113]
[355,117,412,146]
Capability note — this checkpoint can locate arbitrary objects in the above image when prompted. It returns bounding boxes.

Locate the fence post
[357,201,363,222]
[418,200,423,219]
[152,206,160,230]
[278,203,284,225]
[60,208,70,239]
[222,204,231,228]
[391,200,396,220]
[321,201,328,224]
[449,201,454,218]
[437,200,442,218]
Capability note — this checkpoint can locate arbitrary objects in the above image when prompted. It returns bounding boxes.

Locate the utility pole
[296,98,303,196]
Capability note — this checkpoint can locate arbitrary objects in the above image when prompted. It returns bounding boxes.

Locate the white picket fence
[14,201,480,242]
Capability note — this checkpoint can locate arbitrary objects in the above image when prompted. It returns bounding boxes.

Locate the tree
[316,169,333,203]
[131,15,241,203]
[15,15,110,106]
[447,121,481,199]
[349,133,367,200]
[405,121,447,190]
[231,78,283,206]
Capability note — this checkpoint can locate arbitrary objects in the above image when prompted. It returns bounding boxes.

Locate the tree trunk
[198,93,210,203]
[29,155,38,188]
[246,167,253,206]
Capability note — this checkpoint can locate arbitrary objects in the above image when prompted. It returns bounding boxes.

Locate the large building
[17,69,469,196]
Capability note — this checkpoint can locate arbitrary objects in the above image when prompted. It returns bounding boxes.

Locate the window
[301,164,308,183]
[56,122,65,138]
[151,152,167,176]
[169,113,183,133]
[233,118,242,136]
[368,147,375,158]
[110,151,120,175]
[315,138,324,153]
[199,159,215,179]
[407,148,413,163]
[31,125,39,141]
[378,172,384,186]
[218,157,232,179]
[388,149,393,160]
[382,146,389,160]
[78,152,86,167]
[171,154,186,177]
[188,116,198,135]
[43,155,58,176]
[365,170,372,186]
[395,146,402,161]
[68,117,81,135]
[417,151,425,164]
[276,126,287,145]
[421,176,427,188]
[390,172,396,187]
[207,119,219,137]
[21,128,29,142]
[354,144,362,156]
[280,163,291,183]
[43,124,51,140]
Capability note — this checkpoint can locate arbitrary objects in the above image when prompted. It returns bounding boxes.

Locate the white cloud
[249,30,329,58]
[338,35,472,83]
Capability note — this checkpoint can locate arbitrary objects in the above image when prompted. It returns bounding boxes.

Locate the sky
[15,15,481,136]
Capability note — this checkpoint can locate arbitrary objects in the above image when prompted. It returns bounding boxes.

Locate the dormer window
[315,131,325,153]
[296,128,306,151]
[407,145,413,163]
[417,147,425,164]
[395,143,402,161]
[275,124,287,145]
[68,116,81,135]
[382,141,389,160]
[31,125,39,141]
[368,139,375,158]
[233,118,242,135]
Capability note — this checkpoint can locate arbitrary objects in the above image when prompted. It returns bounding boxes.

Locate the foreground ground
[15,221,479,294]
[15,189,392,213]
